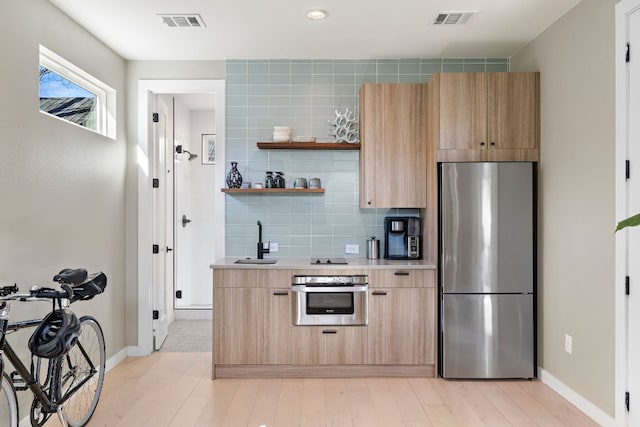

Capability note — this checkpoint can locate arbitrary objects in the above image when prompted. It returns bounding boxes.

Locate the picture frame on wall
[202,134,216,165]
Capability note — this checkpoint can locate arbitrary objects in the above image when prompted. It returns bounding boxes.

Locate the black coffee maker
[384,217,421,260]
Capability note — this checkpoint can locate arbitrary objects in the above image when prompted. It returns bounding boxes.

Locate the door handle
[181,214,192,228]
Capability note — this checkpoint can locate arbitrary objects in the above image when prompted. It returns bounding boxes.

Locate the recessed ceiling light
[306,9,329,20]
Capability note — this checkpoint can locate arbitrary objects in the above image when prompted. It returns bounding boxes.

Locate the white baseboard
[105,346,128,373]
[538,368,618,427]
[174,309,212,320]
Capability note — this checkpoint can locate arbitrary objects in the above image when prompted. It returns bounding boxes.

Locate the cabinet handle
[394,271,410,276]
[367,201,372,205]
[490,141,496,146]
[480,141,486,146]
[372,291,388,296]
[322,329,338,334]
[273,291,288,296]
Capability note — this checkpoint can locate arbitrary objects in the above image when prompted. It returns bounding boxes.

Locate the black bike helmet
[28,309,81,359]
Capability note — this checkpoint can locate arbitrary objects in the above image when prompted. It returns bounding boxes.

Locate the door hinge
[626,276,630,296]
[626,391,630,412]
[627,43,631,63]
[152,244,159,254]
[152,178,159,188]
[626,160,631,180]
[152,112,159,123]
[152,310,159,320]
[176,290,182,299]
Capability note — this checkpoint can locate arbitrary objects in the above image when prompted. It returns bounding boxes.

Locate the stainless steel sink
[234,259,278,264]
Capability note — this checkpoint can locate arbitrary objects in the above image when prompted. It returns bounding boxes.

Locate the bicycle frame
[1,310,57,414]
[0,302,97,417]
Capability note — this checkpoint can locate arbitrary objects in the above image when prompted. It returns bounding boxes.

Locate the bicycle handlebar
[1,270,106,303]
[0,284,71,302]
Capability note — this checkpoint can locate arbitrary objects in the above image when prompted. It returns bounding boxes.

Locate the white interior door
[628,7,640,426]
[152,94,173,350]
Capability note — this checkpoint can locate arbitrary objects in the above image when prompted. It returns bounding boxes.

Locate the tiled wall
[225,58,509,258]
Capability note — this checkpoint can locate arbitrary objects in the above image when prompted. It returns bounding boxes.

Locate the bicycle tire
[1,372,19,427]
[55,316,105,427]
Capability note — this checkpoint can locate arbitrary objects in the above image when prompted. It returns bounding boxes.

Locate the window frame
[39,45,116,139]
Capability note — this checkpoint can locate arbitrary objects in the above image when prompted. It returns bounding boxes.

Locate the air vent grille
[433,11,477,25]
[159,14,206,28]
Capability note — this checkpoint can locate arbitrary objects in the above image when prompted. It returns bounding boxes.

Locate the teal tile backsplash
[224,58,508,258]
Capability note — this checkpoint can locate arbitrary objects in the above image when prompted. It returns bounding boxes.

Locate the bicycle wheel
[1,372,19,427]
[56,316,105,427]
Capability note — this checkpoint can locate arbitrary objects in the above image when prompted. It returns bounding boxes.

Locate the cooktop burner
[310,257,348,265]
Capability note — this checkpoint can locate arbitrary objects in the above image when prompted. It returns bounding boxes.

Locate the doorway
[136,80,226,356]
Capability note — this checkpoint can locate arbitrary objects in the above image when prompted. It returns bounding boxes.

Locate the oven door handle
[291,285,368,292]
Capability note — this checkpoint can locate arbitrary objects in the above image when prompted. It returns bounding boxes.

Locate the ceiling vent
[159,14,206,28]
[433,11,477,25]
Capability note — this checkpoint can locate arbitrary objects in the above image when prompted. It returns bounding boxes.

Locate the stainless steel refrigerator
[439,162,535,379]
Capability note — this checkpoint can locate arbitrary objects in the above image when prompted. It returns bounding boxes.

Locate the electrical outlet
[269,242,279,252]
[565,334,573,354]
[345,244,359,254]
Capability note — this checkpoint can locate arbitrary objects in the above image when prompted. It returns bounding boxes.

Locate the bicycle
[0,268,107,427]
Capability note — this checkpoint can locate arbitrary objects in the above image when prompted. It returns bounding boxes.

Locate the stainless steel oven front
[291,275,368,326]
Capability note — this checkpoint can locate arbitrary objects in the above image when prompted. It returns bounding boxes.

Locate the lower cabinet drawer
[291,326,367,365]
[369,269,435,288]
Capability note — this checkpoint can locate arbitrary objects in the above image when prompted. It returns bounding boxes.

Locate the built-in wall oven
[292,275,368,326]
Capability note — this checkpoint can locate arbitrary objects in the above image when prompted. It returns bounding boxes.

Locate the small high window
[39,45,116,139]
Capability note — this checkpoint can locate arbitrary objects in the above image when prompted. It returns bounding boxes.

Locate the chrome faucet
[257,220,270,259]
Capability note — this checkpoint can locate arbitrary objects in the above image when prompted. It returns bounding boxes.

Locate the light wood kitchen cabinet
[213,265,437,378]
[359,83,428,208]
[367,288,435,365]
[368,269,435,288]
[291,326,367,365]
[214,288,262,364]
[214,268,292,365]
[214,287,291,364]
[430,72,540,162]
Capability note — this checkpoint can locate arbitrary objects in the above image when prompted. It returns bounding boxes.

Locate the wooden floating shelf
[256,142,360,150]
[221,188,325,194]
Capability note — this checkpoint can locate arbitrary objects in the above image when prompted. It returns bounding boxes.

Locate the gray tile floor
[159,320,212,352]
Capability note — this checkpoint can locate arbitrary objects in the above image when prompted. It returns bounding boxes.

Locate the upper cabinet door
[431,72,540,162]
[438,73,487,150]
[487,72,540,150]
[359,83,428,208]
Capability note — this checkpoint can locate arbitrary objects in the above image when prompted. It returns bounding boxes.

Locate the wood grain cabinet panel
[291,326,367,365]
[368,269,435,288]
[431,72,540,162]
[214,288,262,364]
[214,287,291,365]
[367,288,435,365]
[262,289,291,364]
[359,83,428,208]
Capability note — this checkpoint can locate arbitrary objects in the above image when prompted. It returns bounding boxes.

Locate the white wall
[184,109,216,308]
[511,0,616,415]
[0,0,127,411]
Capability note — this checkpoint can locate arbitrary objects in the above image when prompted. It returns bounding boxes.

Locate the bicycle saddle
[53,268,88,285]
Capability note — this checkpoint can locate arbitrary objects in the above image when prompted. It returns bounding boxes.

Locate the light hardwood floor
[47,352,598,427]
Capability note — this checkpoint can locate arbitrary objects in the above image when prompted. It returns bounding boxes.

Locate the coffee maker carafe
[384,217,421,260]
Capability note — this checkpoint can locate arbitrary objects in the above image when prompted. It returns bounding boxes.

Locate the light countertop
[211,257,436,270]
